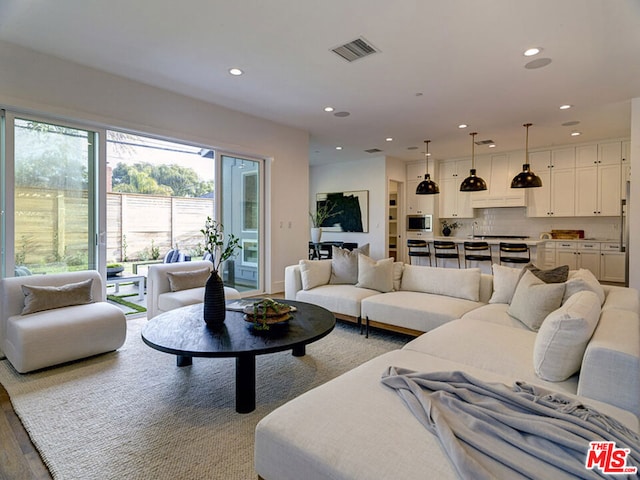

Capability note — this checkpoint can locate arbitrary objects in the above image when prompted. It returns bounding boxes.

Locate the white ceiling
[1,0,639,166]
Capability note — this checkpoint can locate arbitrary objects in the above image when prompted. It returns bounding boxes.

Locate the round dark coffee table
[141,300,335,413]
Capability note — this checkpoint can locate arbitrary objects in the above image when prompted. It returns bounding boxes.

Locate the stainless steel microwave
[407,214,432,232]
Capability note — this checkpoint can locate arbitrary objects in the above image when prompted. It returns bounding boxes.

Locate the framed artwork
[316,190,369,232]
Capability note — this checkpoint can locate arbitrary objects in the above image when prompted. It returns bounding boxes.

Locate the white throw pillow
[299,259,332,290]
[488,264,522,304]
[329,244,369,284]
[392,262,404,291]
[534,290,601,381]
[563,268,605,305]
[400,264,480,301]
[507,270,565,331]
[355,254,394,293]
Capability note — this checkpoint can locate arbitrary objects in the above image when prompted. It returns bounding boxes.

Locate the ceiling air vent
[475,139,494,145]
[331,37,379,62]
[365,148,382,154]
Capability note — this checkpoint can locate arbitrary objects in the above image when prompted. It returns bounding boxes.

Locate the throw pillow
[299,259,332,290]
[533,290,601,381]
[563,268,605,305]
[392,262,404,291]
[523,263,569,283]
[329,243,370,284]
[21,278,94,315]
[507,270,565,331]
[166,267,211,292]
[355,254,394,293]
[400,264,481,301]
[488,264,522,304]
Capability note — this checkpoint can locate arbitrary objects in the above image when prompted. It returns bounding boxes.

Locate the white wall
[310,157,387,259]
[0,40,309,293]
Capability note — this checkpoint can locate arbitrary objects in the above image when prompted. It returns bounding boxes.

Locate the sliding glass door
[6,115,98,276]
[220,154,263,294]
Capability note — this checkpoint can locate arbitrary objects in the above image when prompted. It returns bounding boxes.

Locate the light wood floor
[0,382,52,479]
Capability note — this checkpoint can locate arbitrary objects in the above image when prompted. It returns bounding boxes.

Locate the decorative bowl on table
[106,265,124,277]
[243,298,292,330]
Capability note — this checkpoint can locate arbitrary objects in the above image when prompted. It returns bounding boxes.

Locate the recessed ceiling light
[524,47,541,56]
[488,144,496,148]
[386,137,393,142]
[229,68,243,76]
[324,106,335,112]
[571,131,581,137]
[560,104,572,110]
[458,124,468,129]
[335,146,343,150]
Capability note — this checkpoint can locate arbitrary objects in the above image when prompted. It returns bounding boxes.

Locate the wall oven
[407,214,432,232]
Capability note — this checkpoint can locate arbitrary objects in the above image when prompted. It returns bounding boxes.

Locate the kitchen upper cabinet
[406,160,436,215]
[575,142,621,216]
[439,158,473,218]
[471,154,526,208]
[526,148,575,217]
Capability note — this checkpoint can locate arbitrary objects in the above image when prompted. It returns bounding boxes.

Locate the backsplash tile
[450,207,621,241]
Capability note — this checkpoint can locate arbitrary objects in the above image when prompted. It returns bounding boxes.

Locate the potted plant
[200,217,241,328]
[106,263,124,277]
[440,219,462,237]
[309,202,341,244]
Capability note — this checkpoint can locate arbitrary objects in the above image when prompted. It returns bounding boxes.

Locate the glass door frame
[216,151,265,296]
[1,110,105,277]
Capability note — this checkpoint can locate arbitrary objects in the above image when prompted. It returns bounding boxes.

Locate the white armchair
[146,260,241,319]
[0,270,127,373]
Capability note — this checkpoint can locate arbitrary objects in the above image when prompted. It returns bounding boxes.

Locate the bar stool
[463,241,493,268]
[433,241,460,268]
[407,239,432,266]
[499,242,530,266]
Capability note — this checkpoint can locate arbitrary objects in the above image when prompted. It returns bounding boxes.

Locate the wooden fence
[15,187,214,266]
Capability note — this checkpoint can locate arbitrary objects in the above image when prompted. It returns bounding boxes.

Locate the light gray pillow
[489,263,522,304]
[299,259,332,290]
[533,290,601,381]
[166,267,211,292]
[329,244,369,284]
[507,270,565,331]
[21,278,94,315]
[562,268,605,305]
[355,254,394,293]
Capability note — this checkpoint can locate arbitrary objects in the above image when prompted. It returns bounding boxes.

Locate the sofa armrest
[578,308,640,417]
[284,264,302,300]
[147,260,212,319]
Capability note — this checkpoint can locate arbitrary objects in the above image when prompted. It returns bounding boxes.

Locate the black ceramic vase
[203,271,226,328]
[442,227,451,237]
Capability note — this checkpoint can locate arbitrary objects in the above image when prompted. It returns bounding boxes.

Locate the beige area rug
[0,318,409,480]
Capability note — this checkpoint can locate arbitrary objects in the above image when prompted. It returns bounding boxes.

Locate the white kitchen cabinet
[575,142,621,217]
[406,160,436,215]
[600,242,626,283]
[471,154,526,208]
[555,241,600,278]
[526,148,575,217]
[406,180,435,214]
[622,140,631,192]
[439,158,473,218]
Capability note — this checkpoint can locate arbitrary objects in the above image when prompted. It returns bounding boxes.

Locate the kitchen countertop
[431,236,545,247]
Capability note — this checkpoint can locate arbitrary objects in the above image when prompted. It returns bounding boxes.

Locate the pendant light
[416,140,440,195]
[459,132,487,192]
[511,123,543,188]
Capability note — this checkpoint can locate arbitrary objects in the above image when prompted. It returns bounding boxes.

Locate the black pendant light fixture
[511,123,543,188]
[459,132,487,192]
[416,140,440,195]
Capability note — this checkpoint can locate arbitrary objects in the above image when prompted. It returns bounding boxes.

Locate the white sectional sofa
[146,260,241,319]
[256,258,640,479]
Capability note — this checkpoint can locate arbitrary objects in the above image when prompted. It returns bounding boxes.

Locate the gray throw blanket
[381,367,640,480]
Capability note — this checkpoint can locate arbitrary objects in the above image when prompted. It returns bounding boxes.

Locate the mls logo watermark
[585,442,637,475]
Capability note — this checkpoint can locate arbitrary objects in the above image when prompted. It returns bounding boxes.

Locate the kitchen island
[407,236,546,272]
